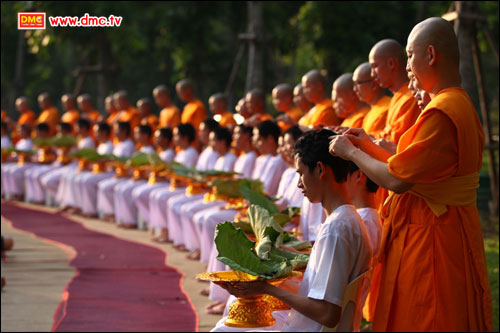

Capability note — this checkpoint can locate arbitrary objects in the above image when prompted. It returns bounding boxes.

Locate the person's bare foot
[152,236,171,243]
[206,301,226,315]
[175,244,187,252]
[81,212,98,219]
[186,249,201,260]
[200,286,210,296]
[3,237,14,251]
[118,223,136,229]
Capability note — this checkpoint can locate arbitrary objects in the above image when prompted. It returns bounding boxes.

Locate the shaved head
[353,62,372,81]
[333,73,354,93]
[15,96,29,112]
[153,85,170,97]
[369,39,409,92]
[245,88,265,115]
[114,90,130,111]
[370,39,406,65]
[332,73,361,118]
[176,79,195,102]
[37,92,52,109]
[153,85,171,108]
[353,62,385,105]
[209,93,227,114]
[272,83,294,112]
[301,70,326,104]
[77,93,91,104]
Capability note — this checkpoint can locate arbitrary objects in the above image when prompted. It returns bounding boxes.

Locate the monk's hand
[374,138,396,155]
[333,126,350,134]
[276,113,296,125]
[216,280,269,298]
[343,128,377,152]
[329,134,357,160]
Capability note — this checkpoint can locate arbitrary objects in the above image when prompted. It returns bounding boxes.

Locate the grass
[360,231,499,332]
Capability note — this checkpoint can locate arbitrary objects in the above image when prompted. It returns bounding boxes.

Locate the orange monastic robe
[379,84,420,144]
[118,106,141,130]
[61,109,80,126]
[216,111,237,128]
[106,111,119,125]
[362,95,390,137]
[83,110,100,122]
[1,110,6,122]
[141,114,159,132]
[278,107,304,131]
[37,106,60,134]
[18,110,37,126]
[159,105,181,129]
[340,106,370,128]
[181,99,207,131]
[372,88,492,331]
[298,98,339,128]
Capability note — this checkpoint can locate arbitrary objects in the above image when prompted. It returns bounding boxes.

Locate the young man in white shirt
[213,129,372,332]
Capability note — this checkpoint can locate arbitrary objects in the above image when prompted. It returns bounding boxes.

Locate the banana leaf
[148,153,168,169]
[71,148,99,159]
[5,147,36,154]
[210,179,265,199]
[32,137,53,147]
[215,222,308,279]
[50,135,77,147]
[240,183,280,215]
[248,205,284,260]
[126,152,151,167]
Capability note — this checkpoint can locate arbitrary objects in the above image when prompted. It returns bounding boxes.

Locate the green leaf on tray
[50,135,77,147]
[126,152,151,167]
[248,205,284,260]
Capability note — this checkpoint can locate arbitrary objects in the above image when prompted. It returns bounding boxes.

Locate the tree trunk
[8,31,25,117]
[245,1,264,92]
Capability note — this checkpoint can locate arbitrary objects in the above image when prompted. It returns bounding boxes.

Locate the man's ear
[317,161,325,179]
[428,45,436,66]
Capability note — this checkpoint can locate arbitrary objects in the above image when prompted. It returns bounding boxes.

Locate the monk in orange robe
[293,83,313,114]
[243,89,273,127]
[332,73,370,130]
[105,95,119,125]
[15,97,36,127]
[330,17,492,332]
[60,94,80,128]
[369,39,421,144]
[209,93,236,128]
[36,92,59,135]
[298,69,340,130]
[353,62,390,137]
[176,79,207,132]
[153,85,180,130]
[273,83,304,131]
[114,90,140,130]
[77,94,100,123]
[137,97,158,131]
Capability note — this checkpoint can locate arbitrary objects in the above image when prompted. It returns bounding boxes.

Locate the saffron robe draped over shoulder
[298,98,340,128]
[372,87,492,332]
[340,106,370,129]
[362,95,390,137]
[181,99,207,132]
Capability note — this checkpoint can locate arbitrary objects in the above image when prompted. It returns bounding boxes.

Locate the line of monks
[0,17,492,332]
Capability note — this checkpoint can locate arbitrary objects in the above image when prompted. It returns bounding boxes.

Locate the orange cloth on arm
[106,111,119,125]
[372,87,492,332]
[141,114,159,132]
[278,107,305,131]
[37,106,60,135]
[159,105,180,129]
[340,106,369,128]
[18,110,36,126]
[362,95,390,136]
[181,99,207,131]
[217,111,236,127]
[1,110,6,121]
[298,98,340,128]
[85,110,101,122]
[61,109,80,126]
[378,85,420,144]
[118,106,141,130]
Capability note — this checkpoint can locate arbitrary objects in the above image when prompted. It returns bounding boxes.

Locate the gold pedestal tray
[196,270,301,328]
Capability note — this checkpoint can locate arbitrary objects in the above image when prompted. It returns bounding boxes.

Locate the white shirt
[196,146,219,171]
[283,205,372,332]
[276,171,303,209]
[233,150,256,179]
[15,138,33,151]
[113,139,136,158]
[139,145,155,154]
[259,154,288,196]
[357,207,382,260]
[300,198,325,242]
[174,146,199,168]
[77,136,95,149]
[251,154,272,180]
[97,141,114,155]
[214,151,237,172]
[159,148,175,163]
[1,136,12,149]
[276,167,297,200]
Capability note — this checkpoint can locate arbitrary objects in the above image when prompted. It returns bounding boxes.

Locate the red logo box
[18,12,46,30]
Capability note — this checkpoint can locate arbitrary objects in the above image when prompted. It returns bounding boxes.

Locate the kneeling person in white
[213,129,372,332]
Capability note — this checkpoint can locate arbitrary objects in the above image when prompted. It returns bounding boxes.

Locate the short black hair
[77,118,91,131]
[96,122,111,137]
[213,126,232,147]
[348,163,379,193]
[117,121,131,137]
[284,125,303,142]
[177,123,196,143]
[203,118,220,132]
[36,122,50,133]
[257,120,281,143]
[237,124,253,135]
[59,122,73,134]
[158,127,173,142]
[138,124,153,138]
[293,129,352,183]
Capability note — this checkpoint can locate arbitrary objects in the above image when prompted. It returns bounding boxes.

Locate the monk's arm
[348,148,413,193]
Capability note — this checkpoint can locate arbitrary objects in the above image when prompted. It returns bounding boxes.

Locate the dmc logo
[18,12,46,30]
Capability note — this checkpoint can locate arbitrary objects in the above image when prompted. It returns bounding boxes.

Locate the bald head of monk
[369,39,409,93]
[293,83,313,112]
[176,79,195,103]
[153,84,171,108]
[105,95,116,115]
[37,92,52,110]
[61,94,76,111]
[137,97,152,117]
[332,73,362,119]
[272,83,294,112]
[15,96,30,113]
[77,94,93,113]
[245,89,266,115]
[301,69,326,104]
[236,97,251,119]
[353,62,386,106]
[406,17,460,96]
[114,90,130,111]
[209,93,227,115]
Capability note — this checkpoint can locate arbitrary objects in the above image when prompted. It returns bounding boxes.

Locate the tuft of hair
[118,121,132,137]
[213,127,232,148]
[97,122,111,136]
[203,118,220,132]
[237,124,253,135]
[284,125,303,142]
[36,122,50,133]
[257,120,281,143]
[158,127,173,142]
[177,123,196,143]
[348,163,379,193]
[77,118,91,131]
[293,129,353,183]
[138,124,153,138]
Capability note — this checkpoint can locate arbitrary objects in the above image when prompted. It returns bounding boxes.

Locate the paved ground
[1,201,221,332]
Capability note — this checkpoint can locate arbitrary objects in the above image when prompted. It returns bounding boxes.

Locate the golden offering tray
[92,160,107,174]
[132,166,148,181]
[17,152,30,166]
[196,270,302,328]
[1,150,7,163]
[57,146,72,164]
[77,159,89,172]
[38,147,55,164]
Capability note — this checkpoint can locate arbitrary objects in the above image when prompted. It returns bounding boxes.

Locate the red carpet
[1,202,198,332]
